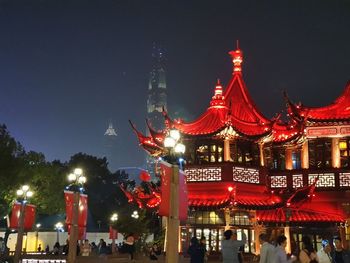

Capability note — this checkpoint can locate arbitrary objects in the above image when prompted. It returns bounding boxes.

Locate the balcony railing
[184,162,350,190]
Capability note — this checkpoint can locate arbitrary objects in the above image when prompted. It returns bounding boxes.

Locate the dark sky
[0,0,349,171]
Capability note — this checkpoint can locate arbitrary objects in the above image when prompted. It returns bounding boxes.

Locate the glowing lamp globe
[164,137,176,148]
[16,189,24,196]
[228,186,234,192]
[139,171,151,182]
[26,191,33,198]
[78,176,87,184]
[174,143,186,154]
[74,168,83,176]
[68,173,77,182]
[22,185,30,192]
[169,129,180,141]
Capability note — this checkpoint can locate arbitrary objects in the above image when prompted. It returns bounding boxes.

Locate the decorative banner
[109,226,118,239]
[67,225,86,240]
[64,191,88,228]
[7,202,36,231]
[158,161,188,221]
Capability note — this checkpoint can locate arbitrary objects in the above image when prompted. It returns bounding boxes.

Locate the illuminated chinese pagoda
[129,46,350,256]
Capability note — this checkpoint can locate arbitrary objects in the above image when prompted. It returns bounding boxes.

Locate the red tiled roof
[257,209,344,223]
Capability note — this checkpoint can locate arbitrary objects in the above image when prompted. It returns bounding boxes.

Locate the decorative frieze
[185,167,222,182]
[232,166,259,184]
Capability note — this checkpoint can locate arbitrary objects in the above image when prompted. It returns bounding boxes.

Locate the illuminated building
[130,46,350,255]
[146,43,167,174]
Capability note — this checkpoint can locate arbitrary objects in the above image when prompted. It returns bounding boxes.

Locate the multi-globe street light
[131,211,139,219]
[110,213,118,254]
[163,129,185,263]
[67,168,86,263]
[35,223,41,252]
[14,185,34,263]
[55,222,64,243]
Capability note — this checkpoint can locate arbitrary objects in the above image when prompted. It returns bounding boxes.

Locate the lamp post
[35,223,41,252]
[55,222,64,243]
[13,185,34,263]
[163,129,185,263]
[67,168,86,263]
[110,213,118,254]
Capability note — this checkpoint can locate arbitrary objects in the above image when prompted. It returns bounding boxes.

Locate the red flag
[8,202,36,231]
[158,161,188,220]
[109,226,118,239]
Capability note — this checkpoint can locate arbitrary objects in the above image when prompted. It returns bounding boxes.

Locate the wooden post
[13,203,26,263]
[224,139,231,161]
[224,209,231,230]
[284,226,291,254]
[332,138,340,168]
[259,143,265,166]
[301,140,309,169]
[165,165,180,263]
[67,192,80,263]
[285,148,293,170]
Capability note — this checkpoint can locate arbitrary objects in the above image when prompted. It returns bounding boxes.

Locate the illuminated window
[230,211,251,226]
[196,142,223,164]
[230,140,259,166]
[340,138,350,168]
[308,139,332,169]
[188,210,224,225]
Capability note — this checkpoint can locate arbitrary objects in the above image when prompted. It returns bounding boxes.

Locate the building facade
[131,47,350,256]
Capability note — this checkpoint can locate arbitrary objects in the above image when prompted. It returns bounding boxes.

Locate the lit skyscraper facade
[146,44,167,173]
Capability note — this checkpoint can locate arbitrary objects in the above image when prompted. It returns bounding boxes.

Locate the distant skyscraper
[147,43,167,131]
[146,43,167,173]
[104,121,117,168]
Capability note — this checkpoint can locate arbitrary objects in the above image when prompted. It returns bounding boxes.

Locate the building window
[272,148,285,170]
[230,140,259,166]
[292,150,301,169]
[230,211,251,226]
[308,139,332,168]
[196,142,223,164]
[188,210,224,225]
[340,138,350,168]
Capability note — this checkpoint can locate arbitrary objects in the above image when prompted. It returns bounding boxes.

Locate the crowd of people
[186,231,350,263]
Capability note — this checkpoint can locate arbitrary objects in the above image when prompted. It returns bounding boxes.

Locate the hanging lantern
[139,170,151,182]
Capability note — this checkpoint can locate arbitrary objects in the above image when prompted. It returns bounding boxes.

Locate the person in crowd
[275,235,296,263]
[331,236,350,263]
[317,240,332,263]
[62,239,69,255]
[98,238,104,253]
[98,241,109,261]
[81,239,91,256]
[91,242,98,255]
[53,242,60,255]
[187,236,205,263]
[200,236,209,262]
[0,237,7,259]
[124,234,135,260]
[150,243,161,260]
[259,233,276,263]
[37,244,42,252]
[299,236,318,263]
[45,245,50,254]
[221,229,246,263]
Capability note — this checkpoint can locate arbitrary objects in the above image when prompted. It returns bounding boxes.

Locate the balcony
[184,162,350,191]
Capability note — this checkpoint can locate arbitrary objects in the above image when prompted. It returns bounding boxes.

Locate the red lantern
[139,170,151,182]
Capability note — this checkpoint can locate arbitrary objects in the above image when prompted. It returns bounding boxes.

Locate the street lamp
[66,168,86,263]
[13,185,34,263]
[131,211,139,219]
[163,129,185,263]
[55,222,64,243]
[35,223,41,252]
[110,213,118,254]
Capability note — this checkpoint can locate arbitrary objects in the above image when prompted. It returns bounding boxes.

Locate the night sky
[0,0,349,171]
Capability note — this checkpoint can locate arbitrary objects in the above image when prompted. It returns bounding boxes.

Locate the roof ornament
[210,79,226,107]
[229,40,243,74]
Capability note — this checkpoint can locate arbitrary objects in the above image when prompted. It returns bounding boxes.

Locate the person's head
[84,239,89,244]
[200,236,206,244]
[333,236,342,250]
[322,240,331,253]
[153,244,158,249]
[0,237,3,241]
[302,236,314,252]
[276,235,287,248]
[259,233,268,244]
[190,237,198,245]
[100,238,104,243]
[224,230,233,240]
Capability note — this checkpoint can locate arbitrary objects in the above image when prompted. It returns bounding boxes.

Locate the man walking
[259,233,276,263]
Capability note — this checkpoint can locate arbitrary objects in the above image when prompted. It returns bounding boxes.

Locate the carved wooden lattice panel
[270,175,287,188]
[339,173,350,187]
[292,174,303,188]
[185,167,222,182]
[232,167,259,184]
[308,173,335,188]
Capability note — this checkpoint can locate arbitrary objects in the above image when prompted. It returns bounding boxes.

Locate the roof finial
[228,42,243,74]
[217,78,221,85]
[236,40,239,50]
